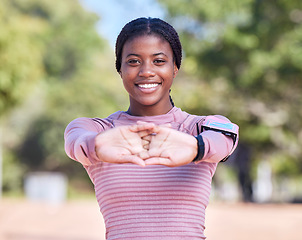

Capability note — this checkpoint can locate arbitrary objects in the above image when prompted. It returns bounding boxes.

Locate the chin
[136,97,160,106]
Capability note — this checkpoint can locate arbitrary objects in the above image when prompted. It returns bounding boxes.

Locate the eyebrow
[126,52,168,58]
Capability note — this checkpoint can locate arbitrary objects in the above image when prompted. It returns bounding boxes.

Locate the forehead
[122,34,173,57]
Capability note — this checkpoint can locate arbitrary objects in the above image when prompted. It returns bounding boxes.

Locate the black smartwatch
[192,135,205,162]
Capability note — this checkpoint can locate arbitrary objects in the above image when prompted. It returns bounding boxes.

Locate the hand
[139,125,198,167]
[136,121,171,151]
[95,123,155,167]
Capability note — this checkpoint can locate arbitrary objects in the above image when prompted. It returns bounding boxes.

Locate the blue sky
[80,0,166,46]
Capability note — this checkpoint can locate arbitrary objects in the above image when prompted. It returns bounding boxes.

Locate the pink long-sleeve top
[64,107,234,239]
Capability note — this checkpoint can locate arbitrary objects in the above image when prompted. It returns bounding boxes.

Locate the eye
[127,59,140,66]
[154,59,166,65]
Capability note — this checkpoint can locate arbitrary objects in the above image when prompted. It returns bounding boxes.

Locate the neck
[127,102,174,116]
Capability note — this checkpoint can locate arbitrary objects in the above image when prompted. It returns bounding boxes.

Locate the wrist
[94,131,107,161]
[192,135,205,162]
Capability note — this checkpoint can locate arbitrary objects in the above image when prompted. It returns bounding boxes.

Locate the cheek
[120,65,135,79]
[121,73,134,92]
[162,67,175,81]
[121,72,133,84]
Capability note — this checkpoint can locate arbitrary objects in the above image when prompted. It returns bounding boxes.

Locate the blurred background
[0,0,302,239]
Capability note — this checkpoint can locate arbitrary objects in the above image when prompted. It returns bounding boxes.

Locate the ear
[173,63,179,78]
[119,71,122,78]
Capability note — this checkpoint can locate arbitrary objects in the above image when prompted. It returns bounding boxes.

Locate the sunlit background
[0,0,302,239]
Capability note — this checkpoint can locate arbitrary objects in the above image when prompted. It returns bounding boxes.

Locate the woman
[65,17,239,239]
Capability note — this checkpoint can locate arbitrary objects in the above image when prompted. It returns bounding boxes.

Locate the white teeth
[138,83,159,89]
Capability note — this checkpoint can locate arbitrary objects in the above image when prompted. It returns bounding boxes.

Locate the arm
[64,118,157,167]
[198,130,234,163]
[197,115,239,163]
[64,118,103,166]
[141,116,238,166]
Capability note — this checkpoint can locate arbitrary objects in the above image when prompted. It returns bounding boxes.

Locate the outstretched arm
[64,118,103,166]
[139,124,234,167]
[64,118,156,167]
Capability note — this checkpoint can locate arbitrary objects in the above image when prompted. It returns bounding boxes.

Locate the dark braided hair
[115,17,182,106]
[115,17,182,72]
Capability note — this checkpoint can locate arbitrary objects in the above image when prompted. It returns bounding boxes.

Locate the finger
[144,157,172,166]
[148,131,169,149]
[141,135,152,142]
[138,150,151,160]
[130,145,146,155]
[129,123,156,132]
[138,130,154,138]
[146,125,165,135]
[121,155,146,167]
[142,139,150,150]
[142,139,150,145]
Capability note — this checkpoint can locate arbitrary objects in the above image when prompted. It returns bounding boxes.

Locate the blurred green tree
[1,0,127,193]
[0,0,46,196]
[159,0,302,177]
[0,0,45,115]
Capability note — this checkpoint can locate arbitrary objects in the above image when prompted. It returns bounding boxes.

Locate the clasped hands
[95,121,198,167]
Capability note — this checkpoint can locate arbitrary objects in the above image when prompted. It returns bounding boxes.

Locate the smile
[137,83,160,89]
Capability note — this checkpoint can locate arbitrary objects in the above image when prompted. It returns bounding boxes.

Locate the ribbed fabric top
[87,162,215,239]
[64,107,233,239]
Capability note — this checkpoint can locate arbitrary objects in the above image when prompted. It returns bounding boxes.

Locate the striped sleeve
[64,117,106,166]
[200,130,234,163]
[197,115,237,163]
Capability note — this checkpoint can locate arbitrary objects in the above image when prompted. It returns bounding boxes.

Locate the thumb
[138,150,151,160]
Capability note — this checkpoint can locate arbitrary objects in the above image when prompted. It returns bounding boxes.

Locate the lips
[137,83,160,89]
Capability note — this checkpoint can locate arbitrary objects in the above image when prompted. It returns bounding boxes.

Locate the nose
[138,62,155,78]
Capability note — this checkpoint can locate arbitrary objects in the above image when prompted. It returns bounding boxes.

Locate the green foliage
[1,0,128,193]
[13,0,125,173]
[2,148,25,193]
[17,54,126,172]
[0,0,45,115]
[160,0,302,176]
[10,0,105,80]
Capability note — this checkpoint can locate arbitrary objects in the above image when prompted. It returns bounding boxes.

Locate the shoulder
[65,113,117,133]
[173,107,206,134]
[175,107,237,135]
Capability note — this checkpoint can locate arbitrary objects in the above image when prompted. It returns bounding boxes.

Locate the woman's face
[120,34,178,116]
